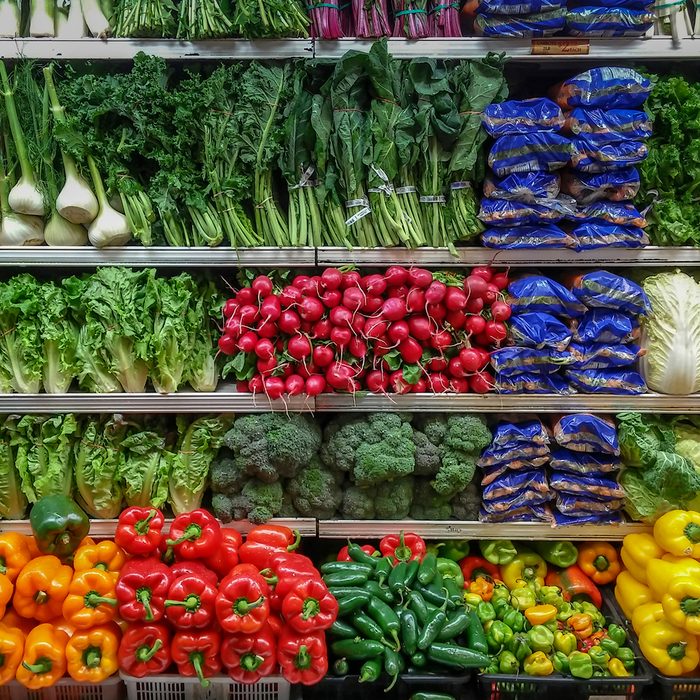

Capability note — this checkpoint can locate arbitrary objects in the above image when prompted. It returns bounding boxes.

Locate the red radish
[263,376,285,399]
[446,310,466,331]
[236,380,249,392]
[373,336,393,356]
[388,286,408,300]
[285,374,305,396]
[409,316,432,341]
[428,373,450,393]
[320,289,342,308]
[330,306,353,327]
[427,356,448,372]
[485,320,507,343]
[238,304,258,325]
[349,337,367,359]
[326,361,358,391]
[237,331,258,353]
[482,283,499,306]
[342,287,365,311]
[279,285,302,307]
[248,375,264,394]
[279,309,301,335]
[350,315,366,334]
[366,370,389,393]
[305,375,327,396]
[406,287,425,313]
[313,345,334,367]
[308,276,322,295]
[362,296,383,314]
[260,296,281,321]
[288,334,312,361]
[425,281,447,305]
[257,319,278,339]
[257,356,277,376]
[297,362,318,379]
[466,298,484,314]
[459,347,483,373]
[365,319,388,340]
[281,363,294,378]
[475,332,492,347]
[381,298,407,322]
[251,275,273,298]
[384,266,409,287]
[470,371,493,394]
[276,339,285,352]
[312,319,331,340]
[225,316,244,337]
[475,348,491,368]
[408,267,433,288]
[412,378,427,393]
[362,274,387,296]
[292,274,311,290]
[254,338,275,360]
[465,314,486,336]
[218,335,237,355]
[389,370,411,394]
[399,338,423,364]
[331,326,352,348]
[426,304,447,323]
[431,330,452,351]
[236,287,255,305]
[450,377,469,393]
[491,271,509,291]
[471,266,493,282]
[223,299,238,318]
[388,321,410,343]
[298,297,324,322]
[491,301,511,322]
[445,287,467,311]
[341,270,362,289]
[448,357,465,378]
[464,275,488,299]
[321,267,342,290]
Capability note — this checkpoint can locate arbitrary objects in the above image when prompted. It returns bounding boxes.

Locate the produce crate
[120,674,293,700]
[654,673,700,700]
[301,673,472,700]
[0,677,122,700]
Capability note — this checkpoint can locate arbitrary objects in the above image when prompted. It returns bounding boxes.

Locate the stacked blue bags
[473,0,566,36]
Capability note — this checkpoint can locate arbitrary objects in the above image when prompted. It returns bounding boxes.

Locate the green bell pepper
[487,620,513,651]
[510,587,537,611]
[440,540,470,562]
[554,631,577,655]
[477,601,496,625]
[615,646,635,672]
[480,540,517,565]
[532,541,578,568]
[556,602,574,622]
[491,583,511,605]
[484,657,500,674]
[498,650,519,674]
[537,585,566,610]
[30,495,90,559]
[607,623,626,647]
[527,625,554,654]
[492,597,510,620]
[589,647,610,669]
[568,651,593,680]
[599,638,619,657]
[552,651,569,674]
[502,609,525,633]
[436,558,465,589]
[506,633,532,663]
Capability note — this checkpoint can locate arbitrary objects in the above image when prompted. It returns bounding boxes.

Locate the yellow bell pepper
[647,558,700,600]
[620,533,663,585]
[523,651,553,676]
[615,570,652,620]
[501,548,547,590]
[654,510,700,558]
[632,602,664,636]
[525,604,557,626]
[608,657,631,678]
[638,620,700,676]
[662,577,700,635]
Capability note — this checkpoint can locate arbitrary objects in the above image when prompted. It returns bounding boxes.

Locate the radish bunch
[218,266,511,399]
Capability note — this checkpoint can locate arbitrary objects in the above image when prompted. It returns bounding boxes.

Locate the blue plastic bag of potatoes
[551,68,651,109]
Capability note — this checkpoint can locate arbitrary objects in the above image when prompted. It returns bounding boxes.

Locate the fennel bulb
[0,212,44,246]
[56,0,87,37]
[44,212,87,246]
[0,0,21,37]
[8,175,45,217]
[56,155,98,224]
[640,270,700,395]
[86,155,131,248]
[30,0,55,35]
[81,0,110,36]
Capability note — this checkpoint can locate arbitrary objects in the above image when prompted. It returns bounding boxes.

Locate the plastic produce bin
[121,674,293,700]
[0,677,122,700]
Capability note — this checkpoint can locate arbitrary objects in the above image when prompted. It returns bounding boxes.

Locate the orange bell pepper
[2,609,33,635]
[0,533,31,583]
[62,569,117,629]
[66,624,119,683]
[16,623,68,690]
[568,613,594,640]
[577,542,621,585]
[469,576,494,602]
[14,556,72,622]
[78,537,96,548]
[525,604,557,626]
[0,622,24,685]
[0,575,12,620]
[73,541,125,578]
[50,617,76,639]
[23,536,41,560]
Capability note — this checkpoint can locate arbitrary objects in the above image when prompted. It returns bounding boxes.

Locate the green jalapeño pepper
[441,540,470,562]
[502,609,525,632]
[30,495,90,559]
[491,583,511,605]
[487,620,513,652]
[477,601,496,625]
[436,558,465,589]
[588,647,610,669]
[615,647,635,672]
[607,624,627,647]
[498,650,519,674]
[417,552,438,586]
[506,633,532,663]
[552,651,570,674]
[527,625,554,654]
[569,651,593,680]
[510,587,536,611]
[554,631,577,655]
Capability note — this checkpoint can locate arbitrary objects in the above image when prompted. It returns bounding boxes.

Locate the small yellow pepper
[608,657,631,678]
[615,570,652,620]
[568,613,593,640]
[662,577,700,635]
[65,625,119,683]
[464,592,482,607]
[632,602,664,636]
[647,558,700,600]
[655,510,700,558]
[638,620,700,676]
[524,604,557,626]
[16,623,68,690]
[620,533,663,584]
[523,651,553,676]
[469,576,494,602]
[73,541,125,578]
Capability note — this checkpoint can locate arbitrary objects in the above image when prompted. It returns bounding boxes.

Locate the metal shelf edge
[318,519,651,540]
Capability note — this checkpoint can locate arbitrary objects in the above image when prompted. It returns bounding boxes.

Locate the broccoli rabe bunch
[340,477,414,520]
[286,457,343,519]
[413,414,491,498]
[320,413,415,487]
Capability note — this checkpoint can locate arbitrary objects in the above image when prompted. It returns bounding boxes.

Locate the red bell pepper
[169,561,218,587]
[265,614,283,637]
[460,556,500,582]
[205,528,242,578]
[277,627,328,686]
[164,574,218,630]
[337,544,376,562]
[117,623,171,678]
[239,524,301,570]
[216,564,270,633]
[265,551,318,610]
[380,531,426,564]
[167,509,221,561]
[545,565,602,609]
[115,507,164,557]
[116,557,171,623]
[171,629,221,688]
[221,626,277,684]
[282,578,338,633]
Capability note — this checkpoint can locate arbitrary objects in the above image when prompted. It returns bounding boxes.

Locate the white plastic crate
[120,674,291,700]
[0,677,122,700]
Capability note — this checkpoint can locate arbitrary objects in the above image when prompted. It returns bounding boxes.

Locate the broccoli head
[223,414,321,483]
[278,492,300,518]
[218,478,283,524]
[341,486,376,519]
[412,429,441,476]
[414,415,449,446]
[287,457,343,519]
[209,448,248,495]
[443,415,492,454]
[410,478,452,520]
[450,482,481,521]
[375,476,414,519]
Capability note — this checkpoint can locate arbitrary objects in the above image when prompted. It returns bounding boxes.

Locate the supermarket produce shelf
[317,246,700,267]
[0,246,316,268]
[318,519,651,540]
[0,517,318,536]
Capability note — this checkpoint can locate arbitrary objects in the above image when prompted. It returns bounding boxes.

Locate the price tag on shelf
[531,38,590,55]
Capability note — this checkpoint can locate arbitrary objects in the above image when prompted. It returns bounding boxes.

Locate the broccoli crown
[444,415,492,454]
[412,430,441,476]
[450,482,481,521]
[414,415,449,446]
[209,449,248,495]
[410,478,452,520]
[278,492,300,518]
[375,476,414,519]
[211,493,236,522]
[224,414,321,483]
[341,486,376,520]
[432,450,477,498]
[287,457,343,519]
[228,478,284,524]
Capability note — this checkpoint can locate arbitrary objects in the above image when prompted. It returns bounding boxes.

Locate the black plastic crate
[302,673,472,700]
[654,673,700,700]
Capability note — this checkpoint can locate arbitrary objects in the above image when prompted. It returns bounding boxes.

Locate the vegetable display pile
[219,266,511,397]
[0,269,219,395]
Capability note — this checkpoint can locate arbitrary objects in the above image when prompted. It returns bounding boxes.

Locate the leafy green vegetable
[38,282,78,394]
[0,416,27,519]
[616,411,676,467]
[118,425,170,509]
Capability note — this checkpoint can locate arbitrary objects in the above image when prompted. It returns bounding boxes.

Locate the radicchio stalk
[392,0,429,37]
[353,0,390,37]
[429,0,461,36]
